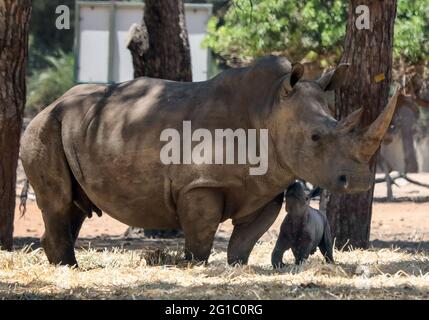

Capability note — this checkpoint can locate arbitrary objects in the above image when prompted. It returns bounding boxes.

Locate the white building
[75,1,213,84]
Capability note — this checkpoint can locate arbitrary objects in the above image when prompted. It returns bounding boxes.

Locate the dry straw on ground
[0,242,428,300]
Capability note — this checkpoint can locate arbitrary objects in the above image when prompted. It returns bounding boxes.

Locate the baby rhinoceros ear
[308,187,322,199]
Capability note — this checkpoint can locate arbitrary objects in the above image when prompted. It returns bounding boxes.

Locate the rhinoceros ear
[283,62,304,92]
[317,64,350,91]
[308,187,322,199]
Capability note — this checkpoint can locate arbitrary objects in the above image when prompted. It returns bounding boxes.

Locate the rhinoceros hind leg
[228,193,283,266]
[177,188,223,263]
[40,204,85,267]
[21,114,83,267]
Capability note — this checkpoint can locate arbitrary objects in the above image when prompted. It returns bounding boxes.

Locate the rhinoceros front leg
[227,193,283,266]
[177,188,223,262]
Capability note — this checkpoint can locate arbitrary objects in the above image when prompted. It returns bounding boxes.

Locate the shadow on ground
[12,235,230,253]
[13,236,429,254]
[370,239,429,252]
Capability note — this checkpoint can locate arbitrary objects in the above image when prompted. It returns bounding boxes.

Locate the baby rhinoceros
[272,182,334,268]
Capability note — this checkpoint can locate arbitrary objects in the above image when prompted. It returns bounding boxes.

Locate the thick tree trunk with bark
[0,0,32,251]
[128,0,192,81]
[324,0,397,249]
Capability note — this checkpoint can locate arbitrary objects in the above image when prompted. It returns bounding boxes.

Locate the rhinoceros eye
[311,133,321,142]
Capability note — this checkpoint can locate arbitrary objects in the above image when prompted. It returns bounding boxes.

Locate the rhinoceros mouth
[311,171,373,194]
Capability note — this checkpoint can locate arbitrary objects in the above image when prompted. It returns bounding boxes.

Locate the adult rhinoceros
[20,56,399,267]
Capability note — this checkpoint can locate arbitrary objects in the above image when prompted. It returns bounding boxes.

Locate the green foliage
[26,52,75,115]
[203,0,346,64]
[204,0,429,65]
[394,0,429,64]
[29,0,75,72]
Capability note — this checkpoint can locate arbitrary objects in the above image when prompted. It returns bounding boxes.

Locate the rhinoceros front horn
[358,85,400,162]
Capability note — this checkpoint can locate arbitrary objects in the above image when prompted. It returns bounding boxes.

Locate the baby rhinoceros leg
[294,246,313,265]
[271,237,290,269]
[271,221,291,269]
[293,232,316,265]
[318,220,334,263]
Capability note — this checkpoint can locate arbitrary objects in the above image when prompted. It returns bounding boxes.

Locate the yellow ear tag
[374,73,386,83]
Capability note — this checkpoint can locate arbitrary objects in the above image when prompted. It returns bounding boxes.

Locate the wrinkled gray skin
[272,182,333,268]
[20,56,399,267]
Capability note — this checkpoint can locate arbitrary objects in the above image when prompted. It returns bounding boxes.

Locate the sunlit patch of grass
[0,242,428,300]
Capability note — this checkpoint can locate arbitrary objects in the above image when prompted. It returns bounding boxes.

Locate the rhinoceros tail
[18,177,30,217]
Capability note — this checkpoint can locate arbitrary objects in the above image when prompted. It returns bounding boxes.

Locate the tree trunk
[0,0,32,251]
[128,0,192,81]
[325,0,397,249]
